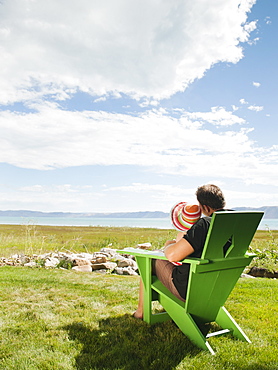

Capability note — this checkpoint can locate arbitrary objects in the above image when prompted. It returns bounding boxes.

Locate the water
[0,216,173,229]
[0,216,277,230]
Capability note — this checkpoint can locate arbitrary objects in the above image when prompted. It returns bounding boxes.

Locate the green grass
[0,225,277,368]
[0,267,277,370]
[0,224,177,257]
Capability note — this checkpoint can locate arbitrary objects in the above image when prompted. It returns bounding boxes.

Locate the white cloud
[265,16,271,25]
[1,179,278,212]
[248,36,259,45]
[0,104,277,188]
[20,184,77,193]
[252,81,261,87]
[184,106,246,126]
[225,187,278,207]
[93,97,107,103]
[240,98,248,104]
[106,183,204,210]
[111,182,278,208]
[107,183,196,200]
[0,184,105,213]
[248,105,264,112]
[0,0,256,103]
[0,104,251,168]
[139,99,160,108]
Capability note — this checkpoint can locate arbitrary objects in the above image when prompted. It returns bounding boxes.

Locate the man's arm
[164,238,194,262]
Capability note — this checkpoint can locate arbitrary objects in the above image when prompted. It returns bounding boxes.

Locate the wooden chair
[118,211,263,355]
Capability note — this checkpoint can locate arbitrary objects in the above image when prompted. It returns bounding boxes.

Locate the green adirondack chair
[118,211,264,355]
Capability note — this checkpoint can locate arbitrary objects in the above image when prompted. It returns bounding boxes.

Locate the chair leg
[159,294,215,354]
[136,257,171,324]
[136,256,153,324]
[215,306,251,343]
[178,313,215,355]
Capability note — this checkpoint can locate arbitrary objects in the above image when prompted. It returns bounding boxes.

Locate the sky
[0,0,277,213]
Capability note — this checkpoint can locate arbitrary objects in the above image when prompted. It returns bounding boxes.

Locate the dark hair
[196,184,226,210]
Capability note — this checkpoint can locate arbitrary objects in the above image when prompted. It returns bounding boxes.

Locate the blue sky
[0,0,277,213]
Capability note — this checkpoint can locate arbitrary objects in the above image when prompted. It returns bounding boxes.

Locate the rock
[72,258,92,267]
[241,273,255,278]
[6,261,15,266]
[38,253,51,260]
[24,261,38,267]
[114,267,124,275]
[248,267,278,278]
[44,257,60,268]
[114,266,138,276]
[125,266,138,275]
[94,269,108,274]
[100,248,118,257]
[92,262,117,271]
[20,256,31,264]
[72,265,92,272]
[136,243,152,250]
[117,258,138,270]
[91,256,107,264]
[75,253,95,260]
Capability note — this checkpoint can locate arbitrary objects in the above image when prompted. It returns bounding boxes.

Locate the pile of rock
[3,243,274,279]
[0,246,143,276]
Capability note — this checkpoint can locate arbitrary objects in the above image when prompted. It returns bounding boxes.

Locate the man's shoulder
[196,216,212,227]
[188,216,211,236]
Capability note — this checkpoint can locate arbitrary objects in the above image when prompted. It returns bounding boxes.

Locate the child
[170,202,202,264]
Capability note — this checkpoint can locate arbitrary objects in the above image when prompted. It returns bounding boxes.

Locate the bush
[248,229,278,274]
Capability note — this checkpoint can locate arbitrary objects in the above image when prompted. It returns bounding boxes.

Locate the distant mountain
[0,207,277,219]
[233,206,278,219]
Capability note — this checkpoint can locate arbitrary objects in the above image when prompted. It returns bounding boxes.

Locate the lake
[0,216,277,230]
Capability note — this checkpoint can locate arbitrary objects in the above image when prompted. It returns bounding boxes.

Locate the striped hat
[171,202,202,232]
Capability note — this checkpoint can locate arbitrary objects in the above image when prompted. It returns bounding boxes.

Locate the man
[133,184,226,319]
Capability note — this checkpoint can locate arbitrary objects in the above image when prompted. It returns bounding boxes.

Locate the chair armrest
[180,257,210,265]
[117,247,166,260]
[117,248,209,265]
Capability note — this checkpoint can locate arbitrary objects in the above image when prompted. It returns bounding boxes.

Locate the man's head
[196,184,225,215]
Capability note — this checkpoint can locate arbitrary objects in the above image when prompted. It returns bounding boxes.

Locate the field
[0,224,277,273]
[0,225,277,369]
[0,223,277,255]
[0,224,178,257]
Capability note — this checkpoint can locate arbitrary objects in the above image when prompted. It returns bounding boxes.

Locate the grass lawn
[0,266,277,370]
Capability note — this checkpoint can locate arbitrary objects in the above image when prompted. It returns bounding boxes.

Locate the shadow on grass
[64,314,200,370]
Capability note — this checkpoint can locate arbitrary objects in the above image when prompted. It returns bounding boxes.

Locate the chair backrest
[201,211,264,259]
[185,211,264,322]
